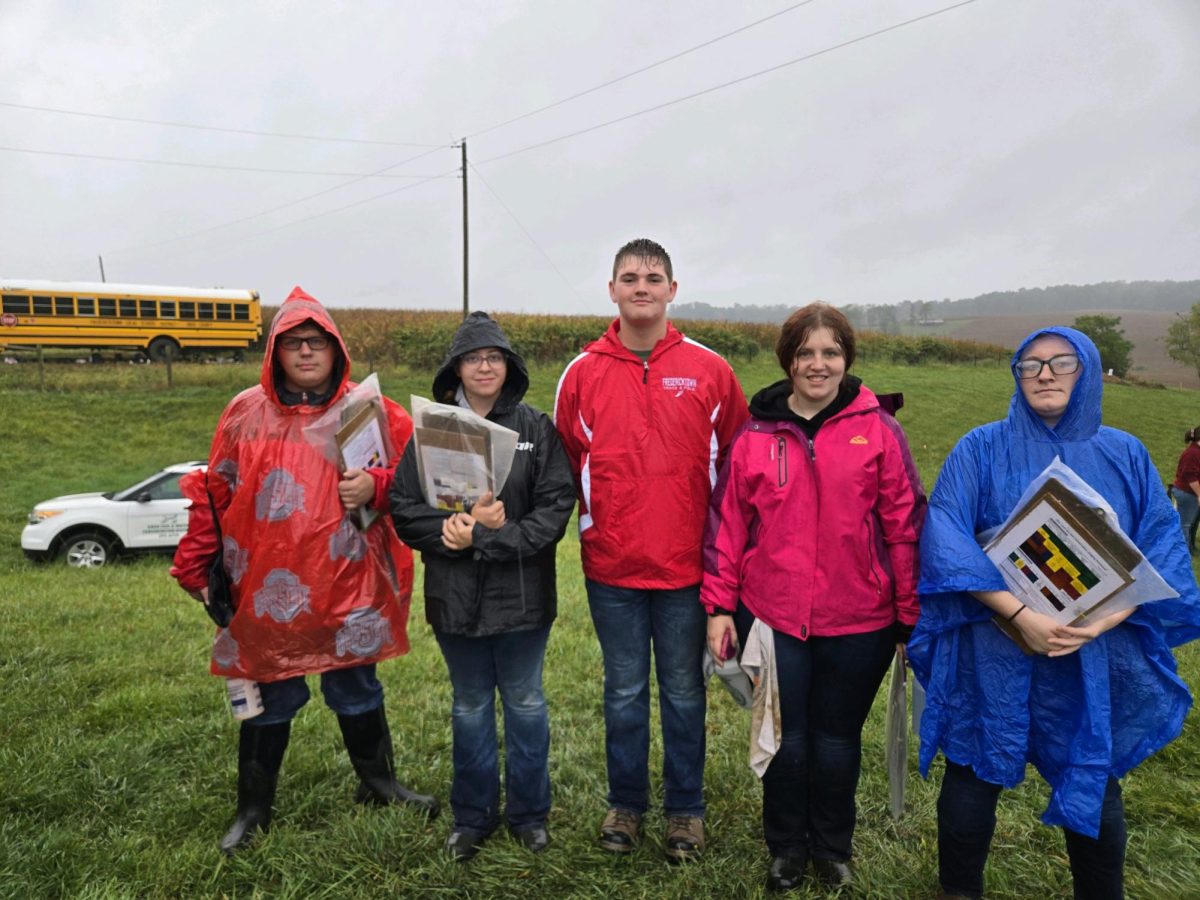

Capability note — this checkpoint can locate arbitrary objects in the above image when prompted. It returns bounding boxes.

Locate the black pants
[735,606,895,861]
[937,760,1127,899]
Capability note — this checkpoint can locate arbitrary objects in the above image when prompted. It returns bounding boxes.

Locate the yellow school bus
[0,279,262,361]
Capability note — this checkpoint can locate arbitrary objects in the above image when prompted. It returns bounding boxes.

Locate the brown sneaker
[599,808,641,853]
[664,815,705,863]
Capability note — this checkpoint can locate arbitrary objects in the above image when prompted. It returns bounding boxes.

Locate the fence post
[37,345,45,391]
[166,354,174,389]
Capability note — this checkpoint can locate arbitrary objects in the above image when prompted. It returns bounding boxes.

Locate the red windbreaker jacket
[701,384,925,640]
[554,320,748,589]
[171,287,414,681]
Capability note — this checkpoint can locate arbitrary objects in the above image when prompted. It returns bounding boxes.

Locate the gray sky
[3,0,1197,315]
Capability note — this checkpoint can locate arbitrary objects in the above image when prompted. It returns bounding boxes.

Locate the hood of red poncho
[261,287,351,407]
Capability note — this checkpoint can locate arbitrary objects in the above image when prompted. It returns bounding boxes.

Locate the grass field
[1,355,1198,899]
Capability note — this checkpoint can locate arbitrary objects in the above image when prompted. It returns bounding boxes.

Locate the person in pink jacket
[702,302,925,892]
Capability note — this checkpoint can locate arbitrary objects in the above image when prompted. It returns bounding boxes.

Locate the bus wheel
[148,337,181,362]
[63,532,114,568]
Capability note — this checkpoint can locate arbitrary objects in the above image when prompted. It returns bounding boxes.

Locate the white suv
[22,461,206,568]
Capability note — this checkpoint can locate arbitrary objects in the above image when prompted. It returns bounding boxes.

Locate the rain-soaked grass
[1,355,1197,897]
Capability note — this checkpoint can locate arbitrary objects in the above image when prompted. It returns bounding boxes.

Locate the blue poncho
[908,326,1200,837]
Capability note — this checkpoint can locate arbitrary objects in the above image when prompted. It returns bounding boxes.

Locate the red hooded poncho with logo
[171,287,414,681]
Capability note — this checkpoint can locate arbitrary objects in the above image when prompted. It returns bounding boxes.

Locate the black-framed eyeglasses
[278,335,330,351]
[1013,353,1080,379]
[461,352,506,367]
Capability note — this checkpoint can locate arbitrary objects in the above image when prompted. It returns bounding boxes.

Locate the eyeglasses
[277,335,330,351]
[1013,353,1080,379]
[461,352,506,367]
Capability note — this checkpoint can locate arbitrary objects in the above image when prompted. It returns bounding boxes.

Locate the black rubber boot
[219,720,291,855]
[337,704,440,819]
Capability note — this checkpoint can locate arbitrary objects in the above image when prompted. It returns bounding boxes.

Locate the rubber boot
[219,720,291,855]
[337,704,440,818]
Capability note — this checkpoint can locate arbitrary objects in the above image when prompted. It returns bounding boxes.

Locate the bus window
[98,298,117,317]
[55,296,74,315]
[33,296,53,316]
[2,295,30,315]
[198,302,214,319]
[139,299,157,318]
[119,299,137,317]
[77,297,96,316]
[216,303,232,321]
[160,301,177,318]
[234,304,250,321]
[179,302,196,319]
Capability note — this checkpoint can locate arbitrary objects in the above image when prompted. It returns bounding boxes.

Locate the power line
[468,162,581,299]
[467,0,822,140]
[479,0,977,166]
[0,100,444,147]
[106,1,976,261]
[105,145,454,257]
[73,3,832,259]
[0,144,453,178]
[116,168,460,267]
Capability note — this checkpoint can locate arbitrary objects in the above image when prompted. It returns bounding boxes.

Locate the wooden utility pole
[461,139,469,319]
[98,255,107,282]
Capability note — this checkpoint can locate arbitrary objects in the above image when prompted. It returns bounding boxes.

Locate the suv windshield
[112,471,186,502]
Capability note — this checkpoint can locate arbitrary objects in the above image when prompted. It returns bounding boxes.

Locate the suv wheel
[63,532,114,568]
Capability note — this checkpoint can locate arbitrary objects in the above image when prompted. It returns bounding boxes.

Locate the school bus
[0,279,262,361]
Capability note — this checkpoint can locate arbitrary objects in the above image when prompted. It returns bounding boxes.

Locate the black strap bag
[204,486,236,628]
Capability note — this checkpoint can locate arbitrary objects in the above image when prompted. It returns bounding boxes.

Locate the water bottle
[225,678,264,720]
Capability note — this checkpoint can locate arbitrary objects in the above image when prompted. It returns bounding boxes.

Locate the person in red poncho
[171,287,438,854]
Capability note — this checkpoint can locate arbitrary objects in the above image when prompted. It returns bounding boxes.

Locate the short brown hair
[775,303,856,375]
[612,238,673,282]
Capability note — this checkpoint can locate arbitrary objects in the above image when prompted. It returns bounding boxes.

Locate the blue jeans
[585,579,707,818]
[435,625,552,832]
[734,606,895,861]
[1171,486,1198,550]
[938,760,1127,899]
[254,664,383,725]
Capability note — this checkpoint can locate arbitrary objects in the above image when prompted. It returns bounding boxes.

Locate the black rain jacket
[389,313,576,636]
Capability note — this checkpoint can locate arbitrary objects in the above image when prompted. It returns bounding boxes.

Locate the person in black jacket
[390,312,576,861]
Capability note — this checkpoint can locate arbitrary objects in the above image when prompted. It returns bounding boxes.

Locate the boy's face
[276,323,335,395]
[609,255,677,329]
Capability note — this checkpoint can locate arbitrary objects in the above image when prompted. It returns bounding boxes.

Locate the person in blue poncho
[908,326,1200,900]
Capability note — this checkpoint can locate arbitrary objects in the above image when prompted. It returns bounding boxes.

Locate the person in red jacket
[1170,426,1200,553]
[171,287,438,854]
[702,303,925,892]
[554,239,748,862]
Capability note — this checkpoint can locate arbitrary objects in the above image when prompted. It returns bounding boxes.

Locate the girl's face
[790,326,846,413]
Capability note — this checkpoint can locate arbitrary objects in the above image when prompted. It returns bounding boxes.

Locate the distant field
[905,311,1200,389]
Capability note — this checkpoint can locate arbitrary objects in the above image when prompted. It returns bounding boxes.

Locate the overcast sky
[2,0,1197,315]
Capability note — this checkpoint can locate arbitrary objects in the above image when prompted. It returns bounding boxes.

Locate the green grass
[1,358,1198,898]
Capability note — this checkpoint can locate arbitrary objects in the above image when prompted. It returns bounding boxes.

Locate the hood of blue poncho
[1007,326,1102,443]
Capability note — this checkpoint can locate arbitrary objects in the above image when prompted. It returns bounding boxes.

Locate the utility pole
[460,139,469,319]
[98,255,107,282]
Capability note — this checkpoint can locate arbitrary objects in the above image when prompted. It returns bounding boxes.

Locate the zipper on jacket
[643,359,649,385]
[865,517,883,595]
[806,436,815,461]
[776,436,788,486]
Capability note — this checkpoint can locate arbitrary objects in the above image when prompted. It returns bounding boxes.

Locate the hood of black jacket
[431,311,530,411]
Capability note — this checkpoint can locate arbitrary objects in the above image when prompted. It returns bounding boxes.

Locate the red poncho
[171,287,414,681]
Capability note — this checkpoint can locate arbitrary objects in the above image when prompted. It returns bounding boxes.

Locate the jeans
[585,580,707,817]
[435,625,552,832]
[938,761,1127,899]
[735,606,895,861]
[1171,486,1198,550]
[254,664,383,725]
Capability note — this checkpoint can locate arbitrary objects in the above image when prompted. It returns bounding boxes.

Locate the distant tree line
[673,279,1200,332]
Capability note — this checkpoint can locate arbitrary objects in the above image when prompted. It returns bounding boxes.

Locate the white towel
[740,619,781,778]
